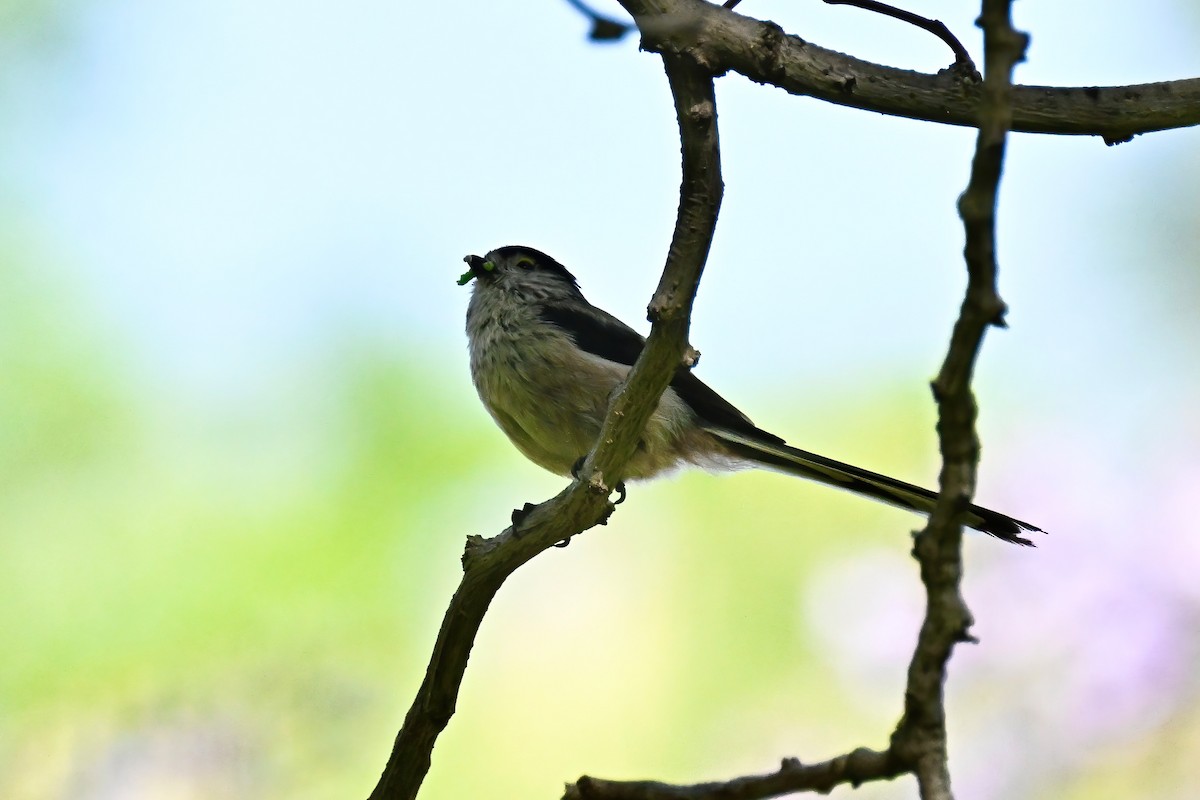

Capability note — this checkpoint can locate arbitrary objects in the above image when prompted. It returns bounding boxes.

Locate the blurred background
[3,1,1199,798]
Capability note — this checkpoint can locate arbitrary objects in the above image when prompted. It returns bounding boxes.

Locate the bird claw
[572,456,625,505]
[511,502,537,531]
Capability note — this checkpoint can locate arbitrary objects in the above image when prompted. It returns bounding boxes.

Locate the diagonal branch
[364,23,723,800]
[364,485,614,800]
[621,0,1199,143]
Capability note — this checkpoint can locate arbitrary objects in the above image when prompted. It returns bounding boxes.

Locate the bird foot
[571,456,626,505]
[511,502,538,531]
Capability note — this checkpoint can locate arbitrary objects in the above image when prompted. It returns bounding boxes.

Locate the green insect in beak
[458,255,495,286]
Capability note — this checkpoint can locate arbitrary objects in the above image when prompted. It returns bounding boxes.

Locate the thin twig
[566,749,905,800]
[823,0,975,70]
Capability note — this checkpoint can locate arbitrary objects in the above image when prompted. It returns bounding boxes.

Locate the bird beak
[458,254,495,286]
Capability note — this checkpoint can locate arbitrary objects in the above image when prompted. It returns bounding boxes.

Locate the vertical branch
[892,3,1028,800]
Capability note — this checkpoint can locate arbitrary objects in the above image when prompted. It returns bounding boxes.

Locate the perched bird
[459,245,1041,545]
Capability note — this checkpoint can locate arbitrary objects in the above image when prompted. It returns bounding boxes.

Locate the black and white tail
[709,427,1042,546]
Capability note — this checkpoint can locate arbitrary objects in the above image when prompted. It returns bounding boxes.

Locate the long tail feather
[709,428,1042,546]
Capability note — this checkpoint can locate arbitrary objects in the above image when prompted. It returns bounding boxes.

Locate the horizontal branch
[617,0,1200,142]
[565,748,906,800]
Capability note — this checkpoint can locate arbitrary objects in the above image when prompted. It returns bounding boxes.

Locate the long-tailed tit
[459,245,1040,545]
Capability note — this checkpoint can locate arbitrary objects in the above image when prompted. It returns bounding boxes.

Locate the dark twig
[822,0,975,70]
[563,0,636,41]
[726,0,973,71]
[566,749,905,800]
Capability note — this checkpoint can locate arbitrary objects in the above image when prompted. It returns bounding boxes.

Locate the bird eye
[515,257,536,270]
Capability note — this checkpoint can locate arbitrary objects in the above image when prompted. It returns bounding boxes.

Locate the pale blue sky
[4,0,1199,477]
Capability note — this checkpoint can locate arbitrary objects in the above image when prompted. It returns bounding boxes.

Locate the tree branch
[621,0,1199,143]
[365,25,724,800]
[574,52,722,498]
[565,749,905,800]
[890,3,1027,799]
[364,490,612,800]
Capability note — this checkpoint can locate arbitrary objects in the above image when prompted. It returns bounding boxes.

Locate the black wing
[539,305,782,444]
[539,304,645,368]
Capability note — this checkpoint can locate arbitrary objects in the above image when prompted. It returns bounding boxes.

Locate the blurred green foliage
[8,233,1200,799]
[0,240,496,797]
[0,237,942,798]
